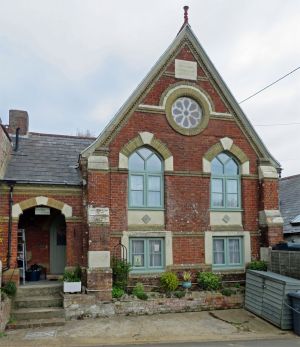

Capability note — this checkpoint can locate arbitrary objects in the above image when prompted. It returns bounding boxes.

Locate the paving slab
[0,309,295,347]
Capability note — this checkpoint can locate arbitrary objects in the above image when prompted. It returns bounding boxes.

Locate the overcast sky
[0,1,299,177]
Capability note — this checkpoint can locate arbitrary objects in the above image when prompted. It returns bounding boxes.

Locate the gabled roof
[5,133,94,185]
[81,24,280,169]
[280,174,300,234]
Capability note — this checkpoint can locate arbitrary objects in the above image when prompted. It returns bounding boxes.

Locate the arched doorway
[18,207,66,275]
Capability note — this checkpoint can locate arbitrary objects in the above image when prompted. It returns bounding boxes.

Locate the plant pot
[25,270,41,281]
[63,281,81,293]
[182,281,192,289]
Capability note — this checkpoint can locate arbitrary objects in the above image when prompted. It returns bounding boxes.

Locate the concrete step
[17,282,63,297]
[6,317,65,330]
[14,295,63,309]
[12,307,65,321]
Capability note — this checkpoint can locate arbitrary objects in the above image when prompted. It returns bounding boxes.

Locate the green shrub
[112,257,131,290]
[63,270,81,282]
[136,292,148,300]
[74,265,82,280]
[197,272,221,291]
[1,281,17,297]
[132,282,144,296]
[160,272,179,293]
[221,288,234,297]
[247,260,267,271]
[174,290,185,299]
[132,282,148,300]
[112,286,125,299]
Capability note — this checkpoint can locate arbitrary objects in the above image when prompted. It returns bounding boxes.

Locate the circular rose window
[171,97,202,129]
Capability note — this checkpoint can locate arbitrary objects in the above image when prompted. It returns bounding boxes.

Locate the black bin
[288,291,300,336]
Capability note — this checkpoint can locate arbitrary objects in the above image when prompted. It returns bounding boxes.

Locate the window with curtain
[128,147,163,208]
[130,238,164,272]
[211,152,240,209]
[213,237,243,268]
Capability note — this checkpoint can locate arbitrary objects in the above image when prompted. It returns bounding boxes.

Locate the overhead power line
[239,66,300,104]
[254,122,300,127]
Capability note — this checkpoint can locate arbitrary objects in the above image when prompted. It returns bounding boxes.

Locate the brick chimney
[8,110,29,135]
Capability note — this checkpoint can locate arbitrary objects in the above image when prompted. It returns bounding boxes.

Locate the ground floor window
[213,237,243,269]
[130,238,164,272]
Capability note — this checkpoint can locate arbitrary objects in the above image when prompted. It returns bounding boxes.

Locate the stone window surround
[119,132,174,172]
[121,230,173,270]
[203,137,250,175]
[164,85,210,136]
[204,230,251,269]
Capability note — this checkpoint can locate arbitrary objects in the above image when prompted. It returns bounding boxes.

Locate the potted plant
[181,271,192,289]
[63,266,82,293]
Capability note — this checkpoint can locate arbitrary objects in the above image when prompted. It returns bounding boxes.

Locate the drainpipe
[1,180,16,271]
[14,127,20,151]
[7,183,14,269]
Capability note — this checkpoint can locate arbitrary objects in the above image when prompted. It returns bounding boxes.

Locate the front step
[14,295,63,309]
[12,307,65,321]
[17,282,62,297]
[6,317,65,330]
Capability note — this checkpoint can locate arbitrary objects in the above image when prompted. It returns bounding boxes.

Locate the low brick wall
[0,296,12,332]
[64,291,244,320]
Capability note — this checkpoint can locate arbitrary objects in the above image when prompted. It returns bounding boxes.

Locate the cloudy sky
[0,1,299,177]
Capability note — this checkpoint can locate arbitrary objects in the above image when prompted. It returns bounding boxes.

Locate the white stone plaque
[35,207,50,215]
[88,206,109,224]
[175,59,197,80]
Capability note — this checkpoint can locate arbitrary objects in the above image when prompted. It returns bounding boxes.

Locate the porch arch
[12,196,72,219]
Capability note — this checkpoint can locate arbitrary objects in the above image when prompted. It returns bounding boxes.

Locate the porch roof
[4,132,94,185]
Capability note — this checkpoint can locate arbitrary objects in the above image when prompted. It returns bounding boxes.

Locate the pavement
[0,309,297,347]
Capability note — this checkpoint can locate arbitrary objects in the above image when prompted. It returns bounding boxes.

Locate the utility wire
[254,122,300,127]
[239,66,300,104]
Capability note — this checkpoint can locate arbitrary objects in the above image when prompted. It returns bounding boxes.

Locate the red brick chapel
[0,8,283,299]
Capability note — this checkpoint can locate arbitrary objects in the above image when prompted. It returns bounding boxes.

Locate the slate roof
[279,174,300,234]
[4,132,94,185]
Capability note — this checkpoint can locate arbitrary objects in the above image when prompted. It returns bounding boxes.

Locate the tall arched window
[211,152,240,209]
[128,147,163,208]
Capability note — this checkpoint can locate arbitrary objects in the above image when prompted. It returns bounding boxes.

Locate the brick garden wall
[64,291,244,320]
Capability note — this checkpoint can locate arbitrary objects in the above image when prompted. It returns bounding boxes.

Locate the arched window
[128,147,163,208]
[211,152,240,209]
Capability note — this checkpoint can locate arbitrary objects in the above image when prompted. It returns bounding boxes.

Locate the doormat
[24,330,57,340]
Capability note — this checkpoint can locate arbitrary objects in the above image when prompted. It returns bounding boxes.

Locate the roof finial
[183,5,189,24]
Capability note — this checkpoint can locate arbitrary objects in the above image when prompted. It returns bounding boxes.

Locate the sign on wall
[35,207,50,215]
[88,207,110,224]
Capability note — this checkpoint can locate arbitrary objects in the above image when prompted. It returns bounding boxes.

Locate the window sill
[128,207,165,211]
[129,270,165,276]
[212,267,245,273]
[209,208,244,212]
